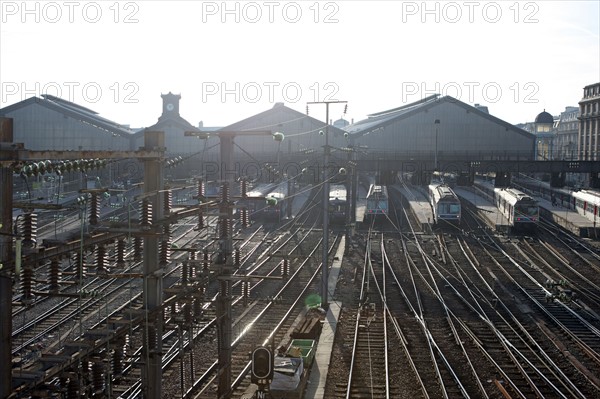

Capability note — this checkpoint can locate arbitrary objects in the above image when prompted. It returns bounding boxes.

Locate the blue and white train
[365,184,388,219]
[428,182,461,224]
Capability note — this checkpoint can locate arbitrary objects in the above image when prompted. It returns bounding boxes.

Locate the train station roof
[0,94,134,139]
[219,102,348,138]
[344,94,530,140]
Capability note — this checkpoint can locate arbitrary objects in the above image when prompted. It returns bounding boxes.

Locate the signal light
[251,347,273,384]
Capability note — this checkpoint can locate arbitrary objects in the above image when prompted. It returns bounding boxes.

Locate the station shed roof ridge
[218,102,348,138]
[0,95,134,139]
[344,94,533,141]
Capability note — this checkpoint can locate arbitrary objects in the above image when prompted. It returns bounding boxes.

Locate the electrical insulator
[306,105,309,115]
[74,251,87,281]
[193,296,202,319]
[220,280,230,297]
[202,249,210,273]
[147,326,157,350]
[234,248,241,267]
[21,266,33,300]
[141,199,152,226]
[89,193,100,225]
[159,225,171,266]
[240,208,249,228]
[133,237,143,262]
[344,104,348,114]
[242,281,250,300]
[197,207,204,229]
[92,361,104,394]
[21,212,38,248]
[113,345,124,377]
[240,179,248,197]
[95,244,107,274]
[116,239,126,267]
[48,258,61,293]
[197,179,205,199]
[181,261,189,285]
[220,183,230,202]
[184,302,192,325]
[164,189,172,215]
[282,258,289,277]
[67,378,80,399]
[220,218,231,240]
[188,250,197,282]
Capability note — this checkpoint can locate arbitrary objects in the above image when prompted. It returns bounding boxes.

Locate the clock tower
[161,92,181,117]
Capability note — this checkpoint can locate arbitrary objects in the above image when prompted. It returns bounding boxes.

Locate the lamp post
[434,119,440,171]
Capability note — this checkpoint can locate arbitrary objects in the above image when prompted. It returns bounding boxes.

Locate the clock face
[166,103,174,111]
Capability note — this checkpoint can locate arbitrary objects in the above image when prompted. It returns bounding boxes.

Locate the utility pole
[307,100,347,309]
[185,129,272,398]
[141,130,165,399]
[434,119,440,172]
[0,117,14,398]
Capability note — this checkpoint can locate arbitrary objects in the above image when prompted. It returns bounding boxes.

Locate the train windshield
[440,203,460,214]
[516,204,538,216]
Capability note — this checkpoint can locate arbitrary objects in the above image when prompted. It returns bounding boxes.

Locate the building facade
[346,95,536,161]
[578,82,600,161]
[554,106,579,160]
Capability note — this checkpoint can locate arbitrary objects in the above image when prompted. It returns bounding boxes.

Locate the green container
[290,339,315,367]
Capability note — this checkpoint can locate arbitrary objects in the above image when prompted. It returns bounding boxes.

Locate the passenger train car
[515,178,599,225]
[365,184,388,220]
[263,182,290,222]
[494,187,539,229]
[328,184,347,224]
[238,182,277,216]
[428,182,461,224]
[572,190,600,224]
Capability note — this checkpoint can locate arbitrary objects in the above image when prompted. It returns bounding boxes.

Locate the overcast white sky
[1,0,599,129]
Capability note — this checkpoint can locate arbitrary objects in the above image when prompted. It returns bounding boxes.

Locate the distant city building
[333,118,350,129]
[578,82,600,160]
[516,110,558,160]
[555,106,579,160]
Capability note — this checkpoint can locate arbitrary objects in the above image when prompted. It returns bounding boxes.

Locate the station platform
[453,187,510,233]
[304,236,345,398]
[536,196,598,238]
[390,185,433,232]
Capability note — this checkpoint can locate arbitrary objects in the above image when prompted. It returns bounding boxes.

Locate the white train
[514,178,600,225]
[494,187,539,229]
[328,184,347,224]
[428,182,461,224]
[263,182,290,222]
[366,184,388,219]
[572,190,600,224]
[238,183,277,216]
